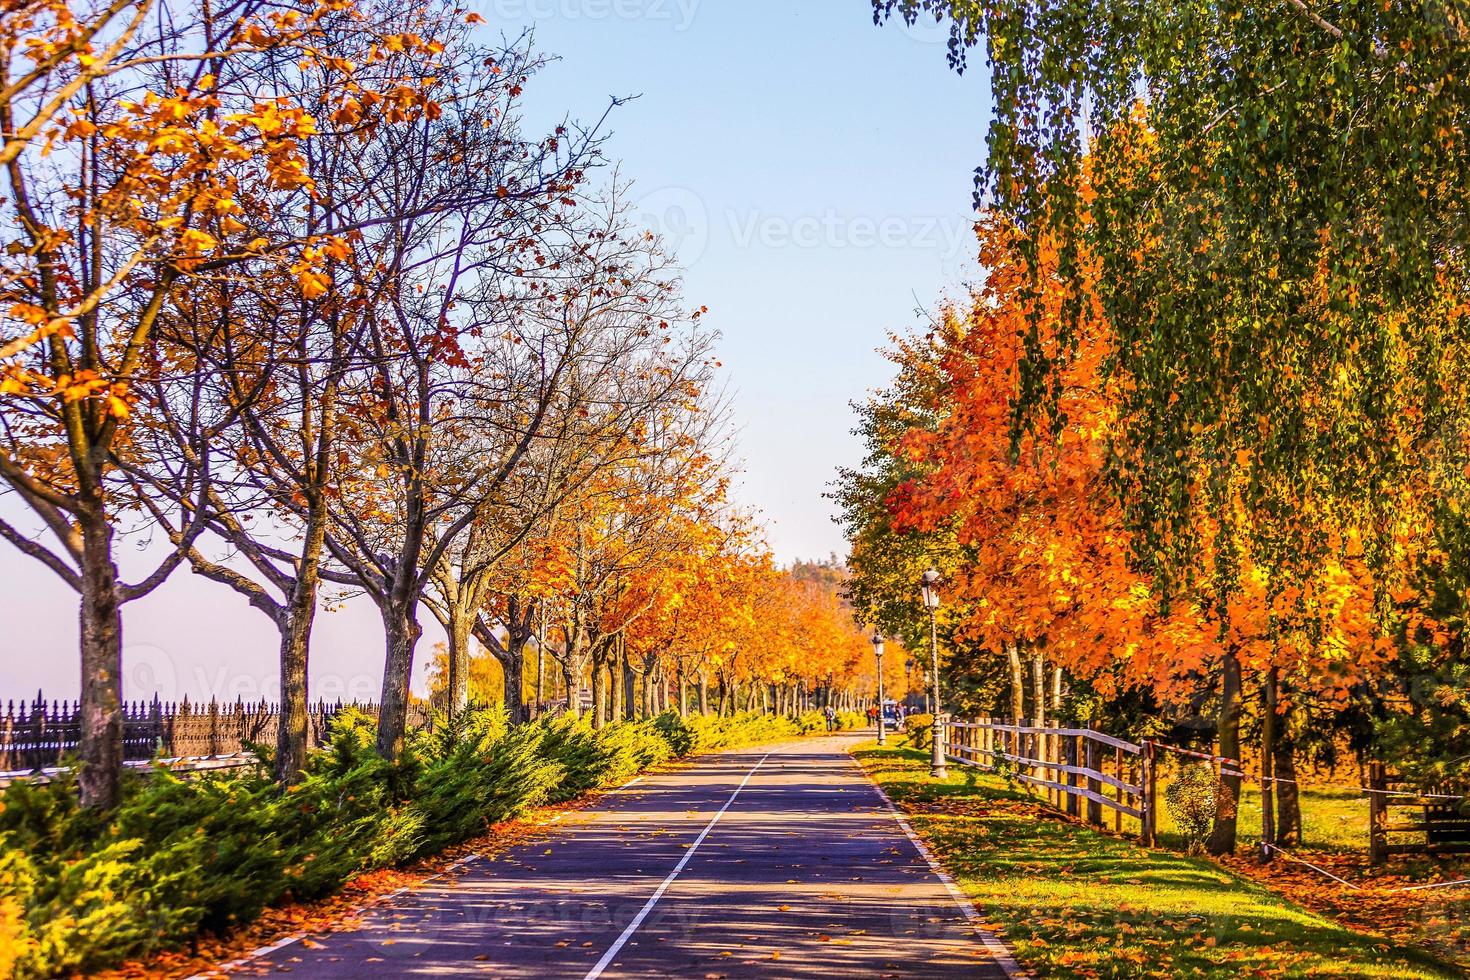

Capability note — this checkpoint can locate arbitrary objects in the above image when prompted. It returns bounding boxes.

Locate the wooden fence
[1368,761,1470,863]
[941,716,1158,845]
[0,694,437,772]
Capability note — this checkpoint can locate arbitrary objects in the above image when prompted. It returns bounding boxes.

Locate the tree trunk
[1208,649,1244,856]
[446,610,472,716]
[1276,719,1302,846]
[562,621,585,719]
[698,671,709,715]
[564,661,580,719]
[622,648,637,722]
[484,597,536,725]
[1260,666,1279,859]
[591,655,606,728]
[375,595,422,762]
[274,565,320,785]
[502,635,527,725]
[1051,666,1063,713]
[77,508,123,810]
[1031,652,1046,727]
[640,662,652,719]
[678,664,689,715]
[1007,643,1026,719]
[534,625,545,720]
[608,655,620,725]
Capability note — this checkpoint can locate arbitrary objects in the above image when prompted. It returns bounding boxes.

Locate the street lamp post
[921,568,947,779]
[871,632,886,745]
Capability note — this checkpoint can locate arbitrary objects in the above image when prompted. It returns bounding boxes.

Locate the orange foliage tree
[0,0,445,807]
[849,211,1394,850]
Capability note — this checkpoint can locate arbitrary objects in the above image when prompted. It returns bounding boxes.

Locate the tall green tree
[873,0,1470,605]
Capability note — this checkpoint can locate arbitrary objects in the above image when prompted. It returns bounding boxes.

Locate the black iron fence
[0,693,436,772]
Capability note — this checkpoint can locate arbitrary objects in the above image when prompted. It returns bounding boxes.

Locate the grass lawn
[854,743,1465,979]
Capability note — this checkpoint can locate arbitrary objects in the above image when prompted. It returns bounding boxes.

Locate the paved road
[210,734,1013,979]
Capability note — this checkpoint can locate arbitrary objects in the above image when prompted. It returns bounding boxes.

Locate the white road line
[581,751,772,980]
[860,761,1026,979]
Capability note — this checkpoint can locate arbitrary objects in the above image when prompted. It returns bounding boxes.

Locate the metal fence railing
[0,693,437,773]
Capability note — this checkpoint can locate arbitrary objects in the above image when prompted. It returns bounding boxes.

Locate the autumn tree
[269,88,653,763]
[420,205,719,726]
[0,0,431,807]
[120,3,486,785]
[874,0,1469,676]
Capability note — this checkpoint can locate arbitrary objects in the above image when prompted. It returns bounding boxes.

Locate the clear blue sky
[0,0,991,701]
[506,0,990,557]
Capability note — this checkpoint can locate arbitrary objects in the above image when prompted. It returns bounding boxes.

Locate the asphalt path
[207,732,1014,979]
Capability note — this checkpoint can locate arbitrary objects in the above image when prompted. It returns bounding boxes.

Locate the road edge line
[581,750,773,980]
[854,752,1026,978]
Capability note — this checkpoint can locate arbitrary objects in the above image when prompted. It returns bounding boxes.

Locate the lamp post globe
[921,569,947,779]
[871,632,886,745]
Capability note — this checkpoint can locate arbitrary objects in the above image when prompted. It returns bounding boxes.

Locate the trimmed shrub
[0,706,828,978]
[652,711,697,756]
[1164,761,1218,855]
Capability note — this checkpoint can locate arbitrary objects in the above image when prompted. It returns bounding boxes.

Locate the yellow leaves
[8,303,52,327]
[177,228,219,254]
[56,371,108,403]
[332,99,363,127]
[269,156,314,191]
[322,237,353,262]
[298,270,332,300]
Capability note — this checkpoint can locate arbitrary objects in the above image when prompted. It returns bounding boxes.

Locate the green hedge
[0,707,815,979]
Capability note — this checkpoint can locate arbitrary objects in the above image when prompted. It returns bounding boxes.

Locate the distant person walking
[824,705,837,732]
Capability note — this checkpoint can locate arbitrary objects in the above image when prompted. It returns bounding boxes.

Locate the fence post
[1084,723,1102,826]
[150,696,163,758]
[0,702,11,770]
[1049,721,1060,808]
[1114,746,1124,832]
[207,698,221,758]
[1140,740,1157,846]
[1018,717,1032,785]
[1369,759,1388,865]
[30,691,43,771]
[1070,731,1081,816]
[1041,722,1051,807]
